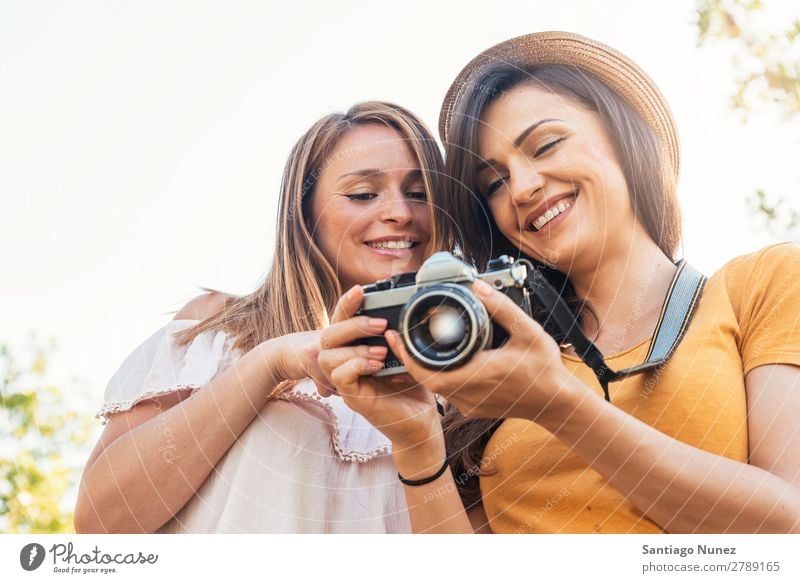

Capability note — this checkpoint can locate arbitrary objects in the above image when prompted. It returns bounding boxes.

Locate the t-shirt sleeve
[98,319,240,421]
[726,242,800,375]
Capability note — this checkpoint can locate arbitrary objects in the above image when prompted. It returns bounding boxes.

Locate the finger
[385,330,441,383]
[331,285,364,324]
[303,360,338,397]
[329,357,383,399]
[387,372,416,386]
[320,316,388,350]
[471,279,543,339]
[314,381,337,398]
[371,374,421,395]
[318,345,388,376]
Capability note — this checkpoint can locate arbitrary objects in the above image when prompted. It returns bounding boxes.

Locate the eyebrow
[339,168,384,179]
[338,168,423,181]
[475,118,565,174]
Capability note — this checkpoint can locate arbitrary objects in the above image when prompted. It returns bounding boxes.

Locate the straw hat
[439,31,680,178]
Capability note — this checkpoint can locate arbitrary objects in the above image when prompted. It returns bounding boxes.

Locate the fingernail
[348,285,362,296]
[385,330,397,346]
[472,279,491,299]
[368,318,388,330]
[368,359,384,370]
[368,346,388,356]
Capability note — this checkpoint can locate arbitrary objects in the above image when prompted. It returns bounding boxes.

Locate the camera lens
[399,284,491,370]
[424,305,466,348]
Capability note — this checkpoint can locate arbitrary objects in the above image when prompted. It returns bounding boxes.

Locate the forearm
[393,438,474,534]
[78,340,284,533]
[539,379,800,533]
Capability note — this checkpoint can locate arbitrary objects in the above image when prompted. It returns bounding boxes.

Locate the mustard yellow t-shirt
[480,243,800,533]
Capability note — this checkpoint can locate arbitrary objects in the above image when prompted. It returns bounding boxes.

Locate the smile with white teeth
[366,240,416,249]
[530,198,575,231]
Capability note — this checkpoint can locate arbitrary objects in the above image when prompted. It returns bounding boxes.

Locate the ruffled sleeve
[273,379,393,463]
[97,319,241,422]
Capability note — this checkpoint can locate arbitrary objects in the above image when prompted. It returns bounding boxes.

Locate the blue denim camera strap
[527,260,707,402]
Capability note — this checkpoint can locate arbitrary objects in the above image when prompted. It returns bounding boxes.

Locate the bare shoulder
[173,290,230,321]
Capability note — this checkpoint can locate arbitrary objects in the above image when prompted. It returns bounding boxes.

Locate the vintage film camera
[356,251,532,376]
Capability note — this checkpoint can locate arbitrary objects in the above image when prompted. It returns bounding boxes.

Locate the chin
[520,240,576,272]
[347,254,428,288]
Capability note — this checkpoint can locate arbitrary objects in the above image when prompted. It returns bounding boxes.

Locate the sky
[1,0,799,412]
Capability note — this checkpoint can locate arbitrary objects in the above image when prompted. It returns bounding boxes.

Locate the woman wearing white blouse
[73,101,449,533]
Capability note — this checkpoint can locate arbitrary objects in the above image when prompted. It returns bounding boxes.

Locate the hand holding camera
[316,285,443,450]
[317,251,576,425]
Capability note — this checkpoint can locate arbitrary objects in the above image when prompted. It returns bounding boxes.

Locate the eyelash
[534,136,566,157]
[344,191,427,201]
[344,193,378,201]
[483,136,567,197]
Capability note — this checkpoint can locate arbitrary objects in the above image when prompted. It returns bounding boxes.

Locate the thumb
[385,329,437,383]
[331,285,364,324]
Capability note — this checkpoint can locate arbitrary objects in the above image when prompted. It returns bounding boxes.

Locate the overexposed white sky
[1,0,798,408]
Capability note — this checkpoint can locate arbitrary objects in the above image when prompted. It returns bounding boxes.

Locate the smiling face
[475,83,641,273]
[308,123,432,289]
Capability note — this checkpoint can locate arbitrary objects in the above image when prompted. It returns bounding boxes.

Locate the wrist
[398,457,449,486]
[255,338,291,385]
[392,433,447,481]
[533,373,595,432]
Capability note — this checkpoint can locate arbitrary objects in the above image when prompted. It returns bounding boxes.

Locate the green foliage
[749,189,800,239]
[697,0,800,117]
[697,0,800,242]
[0,339,93,533]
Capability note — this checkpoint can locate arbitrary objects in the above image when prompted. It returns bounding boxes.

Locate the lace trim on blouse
[98,320,392,462]
[273,385,392,463]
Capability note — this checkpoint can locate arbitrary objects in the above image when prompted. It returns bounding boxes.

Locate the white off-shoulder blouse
[98,319,411,533]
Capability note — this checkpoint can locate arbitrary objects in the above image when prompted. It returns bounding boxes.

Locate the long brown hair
[173,101,450,354]
[440,63,682,508]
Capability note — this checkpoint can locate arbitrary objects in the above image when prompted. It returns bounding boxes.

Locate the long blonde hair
[174,101,449,353]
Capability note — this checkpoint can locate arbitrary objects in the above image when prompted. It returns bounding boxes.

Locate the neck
[570,238,677,354]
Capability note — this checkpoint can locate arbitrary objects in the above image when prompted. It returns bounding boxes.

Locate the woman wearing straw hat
[318,32,800,533]
[74,101,451,533]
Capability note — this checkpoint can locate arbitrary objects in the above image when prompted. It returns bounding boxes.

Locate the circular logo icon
[20,543,46,571]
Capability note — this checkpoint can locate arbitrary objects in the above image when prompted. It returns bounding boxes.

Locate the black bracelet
[398,458,449,486]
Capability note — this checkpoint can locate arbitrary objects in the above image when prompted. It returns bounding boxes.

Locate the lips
[524,189,580,232]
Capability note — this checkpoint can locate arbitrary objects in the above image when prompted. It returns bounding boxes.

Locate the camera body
[357,251,531,376]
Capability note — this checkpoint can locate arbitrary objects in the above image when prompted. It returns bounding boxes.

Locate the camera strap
[525,260,707,402]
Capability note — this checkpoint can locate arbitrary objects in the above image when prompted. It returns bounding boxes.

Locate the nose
[380,190,414,225]
[508,161,545,207]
